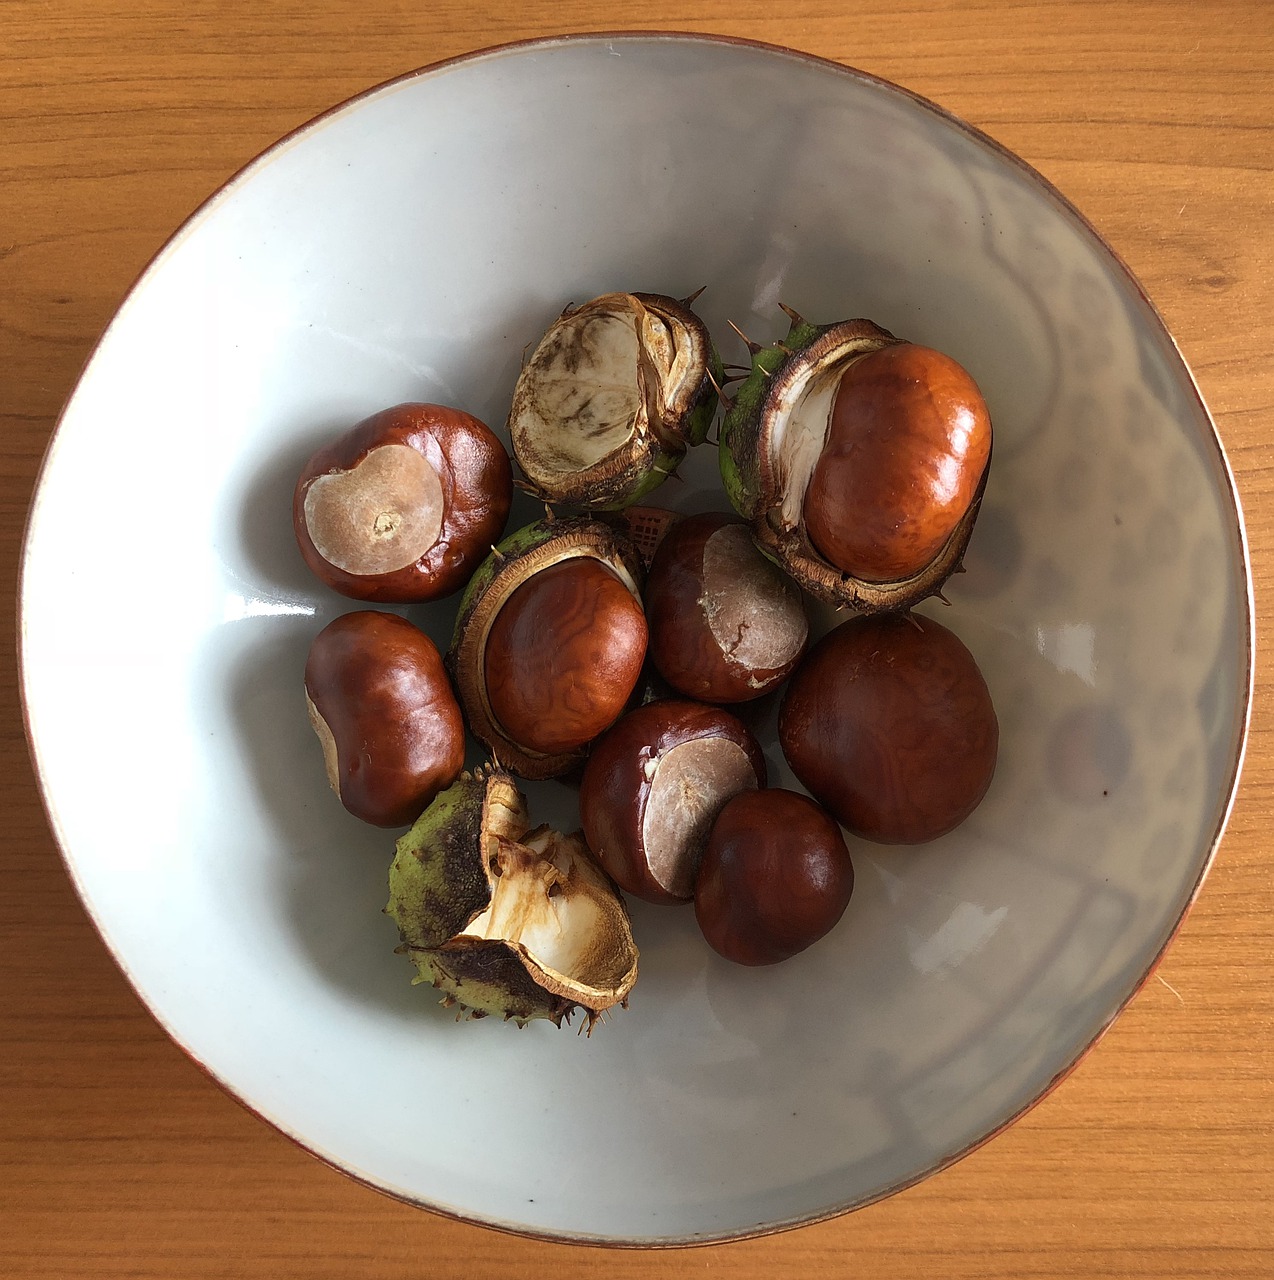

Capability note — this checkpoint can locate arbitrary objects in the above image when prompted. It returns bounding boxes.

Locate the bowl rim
[17,28,1256,1250]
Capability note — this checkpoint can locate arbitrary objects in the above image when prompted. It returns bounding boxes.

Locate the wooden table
[4,4,1271,1276]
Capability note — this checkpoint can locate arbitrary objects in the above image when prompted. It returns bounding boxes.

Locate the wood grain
[3,3,1271,1276]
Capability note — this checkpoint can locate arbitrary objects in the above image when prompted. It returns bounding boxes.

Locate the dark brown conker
[778,612,998,843]
[483,558,647,756]
[644,512,808,703]
[694,789,854,966]
[304,611,465,827]
[579,700,767,904]
[294,402,512,602]
[803,344,991,583]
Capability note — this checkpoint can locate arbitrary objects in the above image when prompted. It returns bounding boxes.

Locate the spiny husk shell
[719,315,989,613]
[446,517,645,779]
[508,291,721,510]
[387,768,638,1029]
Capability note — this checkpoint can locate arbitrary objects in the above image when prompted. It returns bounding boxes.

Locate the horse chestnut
[304,611,465,827]
[579,700,766,904]
[484,558,647,756]
[779,613,998,843]
[448,518,649,778]
[694,789,854,966]
[294,402,512,602]
[719,313,991,613]
[644,512,808,702]
[803,344,992,583]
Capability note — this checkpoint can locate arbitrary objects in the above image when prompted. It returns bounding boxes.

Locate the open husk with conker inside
[386,765,639,1029]
[447,517,647,779]
[508,291,722,509]
[719,311,992,612]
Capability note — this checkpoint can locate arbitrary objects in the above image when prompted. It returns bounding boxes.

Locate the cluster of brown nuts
[292,292,1000,1024]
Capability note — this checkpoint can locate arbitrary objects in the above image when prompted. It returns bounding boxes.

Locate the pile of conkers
[292,292,1000,1026]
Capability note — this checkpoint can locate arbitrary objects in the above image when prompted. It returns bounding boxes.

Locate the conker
[694,789,854,966]
[644,512,808,703]
[779,612,998,843]
[803,344,992,583]
[579,700,767,904]
[483,557,647,756]
[294,402,512,602]
[304,611,466,827]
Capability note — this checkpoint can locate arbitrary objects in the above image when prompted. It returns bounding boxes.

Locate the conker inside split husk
[448,517,647,779]
[779,612,998,844]
[579,700,766,904]
[694,788,855,966]
[644,511,808,703]
[304,610,465,827]
[719,312,991,613]
[294,402,512,602]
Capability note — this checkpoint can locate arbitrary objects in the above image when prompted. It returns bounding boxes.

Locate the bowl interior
[20,35,1249,1244]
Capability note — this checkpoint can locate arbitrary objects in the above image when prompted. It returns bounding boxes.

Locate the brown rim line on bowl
[18,32,1253,1249]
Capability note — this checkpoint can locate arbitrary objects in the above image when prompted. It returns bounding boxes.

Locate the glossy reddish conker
[694,789,854,966]
[644,512,808,703]
[778,612,998,843]
[579,700,767,904]
[294,402,512,602]
[483,557,647,756]
[803,344,991,583]
[304,611,466,828]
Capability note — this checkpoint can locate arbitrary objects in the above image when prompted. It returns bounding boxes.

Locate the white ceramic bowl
[20,34,1252,1245]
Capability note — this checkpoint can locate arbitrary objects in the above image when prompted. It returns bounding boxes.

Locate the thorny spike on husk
[726,318,763,355]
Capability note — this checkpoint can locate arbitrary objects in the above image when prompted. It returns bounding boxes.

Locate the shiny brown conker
[778,613,998,843]
[483,557,647,756]
[294,402,512,602]
[803,344,991,583]
[304,611,465,828]
[644,512,808,703]
[579,700,767,904]
[694,789,854,966]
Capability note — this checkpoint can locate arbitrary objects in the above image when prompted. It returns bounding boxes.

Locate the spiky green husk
[402,942,583,1027]
[387,767,636,1029]
[386,770,499,950]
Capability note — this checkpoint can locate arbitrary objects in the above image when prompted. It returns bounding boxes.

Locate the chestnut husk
[508,291,723,509]
[387,765,639,1029]
[719,313,990,613]
[446,517,646,779]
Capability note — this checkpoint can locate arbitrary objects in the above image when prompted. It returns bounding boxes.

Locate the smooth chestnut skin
[304,611,466,828]
[803,344,991,583]
[294,402,512,602]
[779,613,998,844]
[580,700,767,904]
[645,512,808,703]
[483,558,647,756]
[694,789,854,966]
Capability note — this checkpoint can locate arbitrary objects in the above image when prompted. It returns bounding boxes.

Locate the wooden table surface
[4,3,1271,1276]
